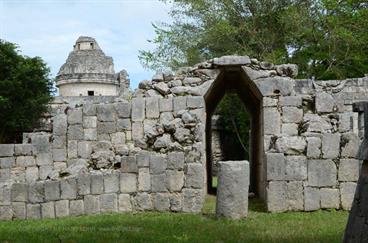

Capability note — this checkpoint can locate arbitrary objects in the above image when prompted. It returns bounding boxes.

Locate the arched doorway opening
[204,67,264,199]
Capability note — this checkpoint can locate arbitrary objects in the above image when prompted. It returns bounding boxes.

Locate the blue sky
[0,0,172,89]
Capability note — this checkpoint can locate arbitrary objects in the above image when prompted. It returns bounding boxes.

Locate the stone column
[344,102,368,242]
[216,160,249,219]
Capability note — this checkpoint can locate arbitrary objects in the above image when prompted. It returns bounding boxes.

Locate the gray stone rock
[14,144,33,156]
[53,114,67,136]
[104,172,120,193]
[320,188,339,209]
[120,173,137,193]
[216,161,249,219]
[0,157,15,169]
[287,181,304,211]
[139,79,152,89]
[151,174,167,192]
[279,96,302,107]
[254,76,295,96]
[118,194,132,212]
[266,153,285,180]
[55,200,69,218]
[282,107,303,123]
[154,82,170,95]
[60,178,77,199]
[306,137,321,158]
[341,133,359,158]
[259,61,274,70]
[185,163,204,189]
[267,181,287,212]
[146,97,160,118]
[285,156,307,180]
[138,168,151,191]
[302,114,333,134]
[308,160,337,187]
[159,98,173,112]
[12,202,26,219]
[117,119,131,131]
[136,151,150,167]
[83,116,97,128]
[91,174,104,194]
[26,167,39,183]
[44,181,60,201]
[77,174,91,195]
[183,77,202,86]
[304,187,320,211]
[182,188,203,213]
[27,204,41,219]
[16,156,36,167]
[173,96,187,114]
[67,108,82,125]
[132,98,145,121]
[150,154,167,174]
[10,183,26,202]
[167,152,185,170]
[166,170,184,192]
[100,193,118,212]
[263,108,281,135]
[68,125,84,140]
[115,102,131,118]
[83,103,97,116]
[275,64,298,78]
[84,195,100,215]
[121,156,138,173]
[153,134,172,149]
[96,104,115,122]
[275,136,306,155]
[134,193,152,211]
[340,182,356,210]
[53,148,67,162]
[213,55,250,66]
[316,92,335,113]
[281,123,298,136]
[170,193,183,212]
[70,200,84,216]
[28,182,45,203]
[243,66,270,80]
[338,159,360,182]
[322,133,340,159]
[153,193,170,211]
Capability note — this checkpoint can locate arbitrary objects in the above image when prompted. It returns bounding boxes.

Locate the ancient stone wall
[0,55,367,220]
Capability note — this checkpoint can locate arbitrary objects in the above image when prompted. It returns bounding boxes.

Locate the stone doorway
[204,67,264,198]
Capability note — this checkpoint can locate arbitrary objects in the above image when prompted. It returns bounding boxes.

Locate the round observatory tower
[56,36,120,96]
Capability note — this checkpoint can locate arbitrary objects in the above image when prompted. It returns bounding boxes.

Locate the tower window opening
[90,43,94,49]
[78,44,80,50]
[88,91,94,96]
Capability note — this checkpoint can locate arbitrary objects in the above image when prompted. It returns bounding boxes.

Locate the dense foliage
[140,0,368,80]
[139,0,368,156]
[0,40,53,143]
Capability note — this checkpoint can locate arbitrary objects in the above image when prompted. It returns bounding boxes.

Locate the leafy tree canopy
[0,39,53,143]
[140,0,368,80]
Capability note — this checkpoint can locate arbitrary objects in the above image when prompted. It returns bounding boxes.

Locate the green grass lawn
[0,195,348,243]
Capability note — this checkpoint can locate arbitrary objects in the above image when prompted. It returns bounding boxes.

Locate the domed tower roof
[56,36,118,88]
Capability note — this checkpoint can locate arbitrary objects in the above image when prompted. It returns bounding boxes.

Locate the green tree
[0,39,53,143]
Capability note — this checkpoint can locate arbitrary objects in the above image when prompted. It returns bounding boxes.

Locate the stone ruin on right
[343,102,368,243]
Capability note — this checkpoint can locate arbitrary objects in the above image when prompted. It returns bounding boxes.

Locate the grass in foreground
[0,195,348,243]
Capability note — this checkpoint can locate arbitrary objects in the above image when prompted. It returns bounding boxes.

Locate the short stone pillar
[216,160,249,219]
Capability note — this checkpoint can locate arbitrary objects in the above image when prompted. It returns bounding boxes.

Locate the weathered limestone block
[287,181,304,211]
[53,114,67,136]
[338,159,360,182]
[77,174,91,195]
[14,144,33,156]
[132,98,145,121]
[68,125,84,140]
[285,156,307,180]
[216,161,249,219]
[78,141,92,159]
[97,121,116,134]
[121,156,138,173]
[134,192,153,211]
[185,163,204,189]
[83,103,97,116]
[132,122,143,140]
[36,153,52,166]
[263,108,281,135]
[266,153,285,180]
[118,194,132,212]
[150,154,167,174]
[12,202,26,219]
[41,201,55,218]
[53,148,67,162]
[339,112,354,133]
[308,160,337,187]
[254,76,295,96]
[26,204,41,219]
[32,134,51,154]
[306,137,321,158]
[115,102,131,118]
[136,151,150,167]
[282,107,303,123]
[182,188,203,213]
[159,98,173,112]
[26,167,38,182]
[120,173,137,193]
[67,140,78,159]
[267,181,287,212]
[0,206,12,220]
[341,133,360,158]
[243,66,270,80]
[44,181,60,201]
[153,193,170,211]
[83,116,97,128]
[320,188,340,209]
[281,123,298,136]
[100,193,118,212]
[146,97,160,118]
[304,187,320,211]
[302,114,333,134]
[0,157,15,169]
[213,55,250,66]
[275,136,306,155]
[263,97,278,107]
[16,156,36,167]
[138,168,151,192]
[166,170,184,192]
[39,165,52,180]
[0,168,10,182]
[104,172,120,193]
[70,200,84,216]
[173,97,187,114]
[279,96,302,107]
[91,174,104,194]
[60,178,77,199]
[340,182,357,210]
[0,185,10,205]
[52,136,66,149]
[316,92,335,113]
[84,195,100,215]
[11,183,27,202]
[28,182,45,203]
[275,64,298,77]
[170,193,183,212]
[117,119,131,131]
[68,108,83,125]
[154,82,170,95]
[167,151,185,170]
[322,133,340,159]
[97,104,115,122]
[151,174,167,192]
[187,96,204,108]
[55,200,70,218]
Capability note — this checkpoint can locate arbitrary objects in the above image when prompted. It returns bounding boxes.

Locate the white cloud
[0,0,172,88]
